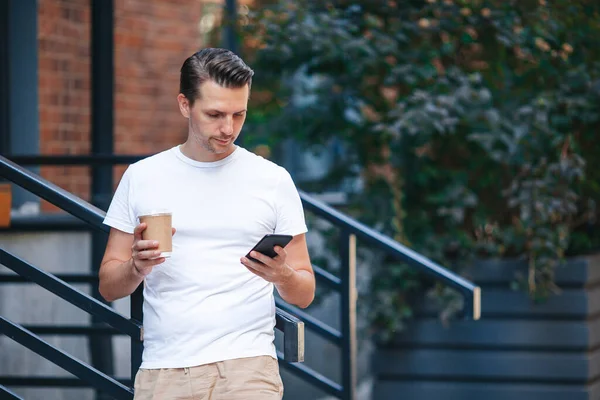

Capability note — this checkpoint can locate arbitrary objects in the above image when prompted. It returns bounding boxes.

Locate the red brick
[38,0,207,209]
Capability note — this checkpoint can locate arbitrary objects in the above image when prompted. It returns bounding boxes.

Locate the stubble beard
[190,119,227,154]
[193,131,219,154]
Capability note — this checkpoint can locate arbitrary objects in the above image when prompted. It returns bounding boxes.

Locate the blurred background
[1,0,600,399]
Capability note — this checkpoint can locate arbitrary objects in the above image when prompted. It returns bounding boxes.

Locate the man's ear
[177,93,190,118]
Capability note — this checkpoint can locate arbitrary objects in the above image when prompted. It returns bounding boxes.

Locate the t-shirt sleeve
[103,167,137,234]
[274,169,308,236]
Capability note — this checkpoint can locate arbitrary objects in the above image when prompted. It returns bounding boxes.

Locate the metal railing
[0,155,304,399]
[1,153,481,400]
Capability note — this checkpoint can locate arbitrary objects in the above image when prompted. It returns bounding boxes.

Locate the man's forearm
[275,269,315,309]
[98,258,144,302]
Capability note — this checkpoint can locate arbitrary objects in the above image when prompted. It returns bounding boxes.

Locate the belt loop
[184,367,190,375]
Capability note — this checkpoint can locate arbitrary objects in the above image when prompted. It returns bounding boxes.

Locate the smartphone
[246,234,293,262]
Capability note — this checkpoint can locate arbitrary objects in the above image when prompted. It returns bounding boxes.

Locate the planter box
[372,254,600,400]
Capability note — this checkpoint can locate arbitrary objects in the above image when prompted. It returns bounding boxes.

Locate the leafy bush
[244,0,600,337]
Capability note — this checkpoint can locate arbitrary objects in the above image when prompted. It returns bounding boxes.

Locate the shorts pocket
[264,357,284,398]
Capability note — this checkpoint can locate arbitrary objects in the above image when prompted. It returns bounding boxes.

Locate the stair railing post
[130,285,143,384]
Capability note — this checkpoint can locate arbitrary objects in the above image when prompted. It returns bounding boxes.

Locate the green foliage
[244,0,600,339]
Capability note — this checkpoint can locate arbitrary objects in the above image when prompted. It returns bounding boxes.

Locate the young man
[99,48,315,399]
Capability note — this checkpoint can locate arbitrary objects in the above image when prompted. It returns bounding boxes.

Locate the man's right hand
[100,225,175,302]
[131,222,165,277]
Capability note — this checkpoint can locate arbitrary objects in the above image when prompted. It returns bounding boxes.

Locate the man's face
[179,80,249,157]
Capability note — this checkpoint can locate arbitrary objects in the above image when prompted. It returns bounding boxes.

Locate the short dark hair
[179,48,254,105]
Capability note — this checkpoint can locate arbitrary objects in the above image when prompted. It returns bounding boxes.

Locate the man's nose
[221,116,234,135]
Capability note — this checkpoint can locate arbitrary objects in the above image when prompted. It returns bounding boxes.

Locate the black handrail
[8,154,151,166]
[313,264,342,289]
[0,377,131,388]
[0,272,99,283]
[0,249,141,338]
[0,316,133,400]
[3,153,481,318]
[0,156,107,232]
[2,214,342,289]
[1,153,481,400]
[0,154,306,398]
[0,155,305,363]
[301,194,481,318]
[277,351,342,397]
[0,384,23,400]
[21,325,119,336]
[276,297,342,344]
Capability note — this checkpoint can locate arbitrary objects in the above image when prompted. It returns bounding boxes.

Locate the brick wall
[38,0,205,210]
[38,0,91,209]
[114,0,205,155]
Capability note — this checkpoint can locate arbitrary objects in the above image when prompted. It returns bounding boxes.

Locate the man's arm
[98,224,167,302]
[273,234,315,308]
[242,233,315,309]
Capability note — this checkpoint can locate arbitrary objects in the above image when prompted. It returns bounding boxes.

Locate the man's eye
[234,113,245,118]
[208,114,219,118]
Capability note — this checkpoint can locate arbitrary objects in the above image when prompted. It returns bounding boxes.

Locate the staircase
[0,154,480,399]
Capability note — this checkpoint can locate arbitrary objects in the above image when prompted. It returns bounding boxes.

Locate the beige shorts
[133,355,283,400]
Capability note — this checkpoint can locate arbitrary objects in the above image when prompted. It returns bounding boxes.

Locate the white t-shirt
[103,145,308,369]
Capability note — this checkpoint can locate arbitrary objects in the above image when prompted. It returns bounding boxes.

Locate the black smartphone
[246,234,293,262]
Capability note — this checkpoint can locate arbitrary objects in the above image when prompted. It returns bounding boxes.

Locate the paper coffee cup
[138,209,172,258]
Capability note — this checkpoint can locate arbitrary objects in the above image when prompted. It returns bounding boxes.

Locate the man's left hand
[241,246,295,285]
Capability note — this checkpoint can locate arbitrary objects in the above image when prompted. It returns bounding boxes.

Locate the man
[99,48,315,399]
